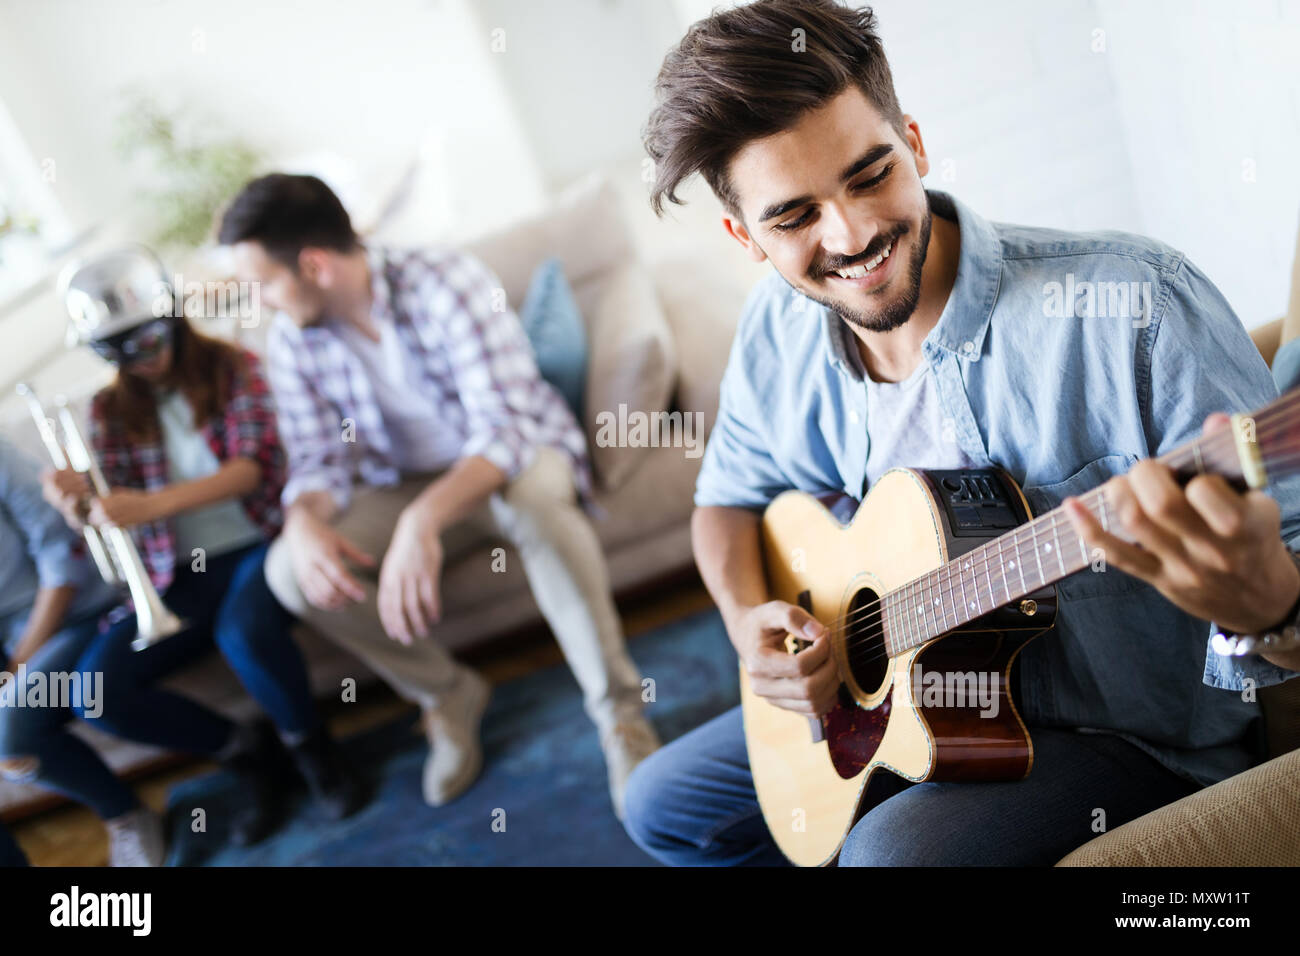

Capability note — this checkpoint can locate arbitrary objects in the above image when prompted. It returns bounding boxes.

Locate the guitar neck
[880,389,1300,654]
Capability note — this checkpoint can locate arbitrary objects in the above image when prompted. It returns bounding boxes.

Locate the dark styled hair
[644,0,905,219]
[218,173,360,269]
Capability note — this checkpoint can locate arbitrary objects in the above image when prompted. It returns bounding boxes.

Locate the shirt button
[848,409,861,425]
[962,341,977,355]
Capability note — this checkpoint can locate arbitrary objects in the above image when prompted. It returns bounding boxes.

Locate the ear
[298,248,328,284]
[901,114,930,179]
[722,214,768,264]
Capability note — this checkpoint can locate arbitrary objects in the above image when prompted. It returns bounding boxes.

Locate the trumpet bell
[129,605,186,652]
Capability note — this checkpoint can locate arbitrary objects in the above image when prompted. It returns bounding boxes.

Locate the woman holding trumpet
[40,247,364,861]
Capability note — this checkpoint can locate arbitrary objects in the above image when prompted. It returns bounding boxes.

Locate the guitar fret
[943,568,955,631]
[923,571,935,636]
[891,591,902,650]
[1000,544,1012,608]
[904,590,914,648]
[955,564,968,624]
[916,574,929,641]
[882,595,894,651]
[888,592,900,650]
[938,571,950,632]
[911,581,921,645]
[1032,519,1045,587]
[1054,523,1066,576]
[981,545,996,611]
[908,578,922,644]
[965,557,978,617]
[1015,527,1027,594]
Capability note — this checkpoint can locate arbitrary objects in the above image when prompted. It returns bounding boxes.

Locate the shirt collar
[820,189,1003,377]
[922,189,1002,362]
[365,244,393,324]
[294,244,393,344]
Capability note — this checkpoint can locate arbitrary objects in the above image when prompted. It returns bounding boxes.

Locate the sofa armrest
[1055,748,1300,866]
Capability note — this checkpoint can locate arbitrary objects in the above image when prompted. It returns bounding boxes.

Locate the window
[0,95,73,303]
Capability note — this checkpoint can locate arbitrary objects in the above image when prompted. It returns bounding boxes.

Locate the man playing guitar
[621,0,1300,865]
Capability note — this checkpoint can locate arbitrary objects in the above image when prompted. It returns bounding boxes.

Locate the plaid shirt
[266,245,592,512]
[90,349,285,590]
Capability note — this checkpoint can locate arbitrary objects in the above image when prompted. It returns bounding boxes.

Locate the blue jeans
[0,606,137,820]
[73,542,318,755]
[621,705,1200,865]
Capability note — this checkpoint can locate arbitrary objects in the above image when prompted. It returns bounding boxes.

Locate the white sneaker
[105,807,166,867]
[421,670,491,807]
[600,717,661,820]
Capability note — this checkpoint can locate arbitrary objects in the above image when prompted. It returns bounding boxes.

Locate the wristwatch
[1211,551,1300,658]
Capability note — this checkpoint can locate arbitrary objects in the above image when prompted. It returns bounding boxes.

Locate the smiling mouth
[827,238,894,280]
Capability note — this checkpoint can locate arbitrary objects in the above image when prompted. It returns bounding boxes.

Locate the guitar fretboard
[877,390,1300,655]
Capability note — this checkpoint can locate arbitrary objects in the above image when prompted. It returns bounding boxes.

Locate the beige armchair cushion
[580,263,677,491]
[1056,747,1300,866]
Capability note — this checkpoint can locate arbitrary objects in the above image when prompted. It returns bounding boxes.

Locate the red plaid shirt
[89,349,286,590]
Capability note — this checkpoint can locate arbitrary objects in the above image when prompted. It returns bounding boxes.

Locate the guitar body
[742,467,1057,866]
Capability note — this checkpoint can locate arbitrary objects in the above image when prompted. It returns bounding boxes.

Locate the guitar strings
[817,400,1300,643]
[827,427,1300,672]
[797,399,1300,664]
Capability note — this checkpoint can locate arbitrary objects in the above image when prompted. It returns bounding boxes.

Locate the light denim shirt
[0,435,116,652]
[697,189,1300,788]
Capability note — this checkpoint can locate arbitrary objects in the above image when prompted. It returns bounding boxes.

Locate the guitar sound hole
[844,587,888,694]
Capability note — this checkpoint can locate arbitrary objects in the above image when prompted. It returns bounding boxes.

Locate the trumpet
[16,384,185,651]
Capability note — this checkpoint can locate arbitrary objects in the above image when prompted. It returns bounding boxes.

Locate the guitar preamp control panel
[924,468,1025,538]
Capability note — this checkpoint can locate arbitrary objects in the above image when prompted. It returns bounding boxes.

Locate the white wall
[1,0,1297,366]
[666,0,1300,328]
[1097,0,1300,328]
[0,0,546,241]
[0,0,551,392]
[469,0,683,191]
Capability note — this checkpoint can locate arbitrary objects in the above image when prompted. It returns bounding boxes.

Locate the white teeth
[834,239,893,279]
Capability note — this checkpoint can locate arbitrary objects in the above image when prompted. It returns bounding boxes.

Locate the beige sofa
[0,173,744,816]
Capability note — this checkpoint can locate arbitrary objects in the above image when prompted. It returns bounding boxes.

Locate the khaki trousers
[265,447,644,733]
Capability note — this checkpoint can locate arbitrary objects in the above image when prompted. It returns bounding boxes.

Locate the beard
[792,204,933,334]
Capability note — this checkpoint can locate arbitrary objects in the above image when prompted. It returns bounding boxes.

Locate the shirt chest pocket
[1021,452,1144,601]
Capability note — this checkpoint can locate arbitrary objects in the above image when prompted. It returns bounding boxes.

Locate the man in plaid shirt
[221,174,658,815]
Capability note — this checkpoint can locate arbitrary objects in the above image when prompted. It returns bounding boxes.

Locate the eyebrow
[757,144,897,223]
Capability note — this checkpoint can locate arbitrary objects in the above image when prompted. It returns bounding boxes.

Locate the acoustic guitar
[743,390,1299,866]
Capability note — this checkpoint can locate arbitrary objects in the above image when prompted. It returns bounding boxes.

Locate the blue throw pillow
[519,257,587,419]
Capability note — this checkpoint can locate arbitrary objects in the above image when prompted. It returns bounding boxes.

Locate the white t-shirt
[156,391,263,560]
[863,358,977,490]
[335,316,464,474]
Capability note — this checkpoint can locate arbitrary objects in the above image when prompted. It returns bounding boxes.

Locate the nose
[818,201,879,263]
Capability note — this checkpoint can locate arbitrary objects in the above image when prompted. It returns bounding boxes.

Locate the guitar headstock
[1159,386,1300,492]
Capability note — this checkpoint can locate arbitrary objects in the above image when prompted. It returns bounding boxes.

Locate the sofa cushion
[652,256,749,435]
[581,263,676,490]
[519,258,586,420]
[1055,748,1300,866]
[461,174,634,310]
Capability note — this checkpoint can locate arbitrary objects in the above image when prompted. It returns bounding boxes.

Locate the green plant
[114,93,262,251]
[0,200,40,267]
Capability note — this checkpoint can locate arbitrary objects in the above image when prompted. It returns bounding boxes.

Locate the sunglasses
[88,319,175,367]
